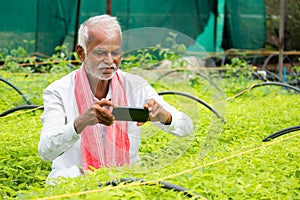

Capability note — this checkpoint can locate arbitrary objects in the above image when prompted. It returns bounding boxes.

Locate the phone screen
[112,107,149,122]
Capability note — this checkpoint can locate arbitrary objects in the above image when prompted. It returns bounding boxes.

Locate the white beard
[85,61,118,81]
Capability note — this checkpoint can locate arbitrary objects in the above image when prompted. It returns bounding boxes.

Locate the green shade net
[0,0,266,56]
[0,0,76,56]
[222,0,266,50]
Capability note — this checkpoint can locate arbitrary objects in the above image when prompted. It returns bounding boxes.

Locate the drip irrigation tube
[0,77,32,105]
[231,81,300,99]
[98,178,205,199]
[264,70,281,82]
[262,125,300,142]
[158,91,225,123]
[0,91,223,122]
[153,69,224,94]
[0,105,44,117]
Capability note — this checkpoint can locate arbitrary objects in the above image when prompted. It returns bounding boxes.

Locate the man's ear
[75,45,85,62]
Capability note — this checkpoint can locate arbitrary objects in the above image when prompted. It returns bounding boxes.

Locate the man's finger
[136,122,145,126]
[96,98,113,107]
[98,117,113,126]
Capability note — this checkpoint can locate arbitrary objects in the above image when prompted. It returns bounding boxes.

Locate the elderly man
[38,14,193,181]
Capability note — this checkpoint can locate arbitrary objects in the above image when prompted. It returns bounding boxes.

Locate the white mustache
[97,63,117,69]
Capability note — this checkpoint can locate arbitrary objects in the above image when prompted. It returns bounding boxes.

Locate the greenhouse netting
[0,0,265,55]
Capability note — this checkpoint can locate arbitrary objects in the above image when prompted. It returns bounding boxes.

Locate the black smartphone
[112,106,149,122]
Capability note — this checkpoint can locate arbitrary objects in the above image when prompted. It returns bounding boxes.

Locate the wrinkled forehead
[86,23,121,52]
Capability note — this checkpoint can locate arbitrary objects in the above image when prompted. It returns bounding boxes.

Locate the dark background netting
[222,0,266,50]
[0,0,265,56]
[0,0,77,55]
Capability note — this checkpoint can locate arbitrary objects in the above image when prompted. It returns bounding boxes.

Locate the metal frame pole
[106,0,112,15]
[278,0,285,81]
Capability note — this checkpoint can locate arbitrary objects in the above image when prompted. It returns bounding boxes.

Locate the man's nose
[103,52,114,64]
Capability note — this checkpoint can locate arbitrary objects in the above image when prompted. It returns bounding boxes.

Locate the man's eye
[93,50,121,58]
[94,51,106,56]
[111,51,121,57]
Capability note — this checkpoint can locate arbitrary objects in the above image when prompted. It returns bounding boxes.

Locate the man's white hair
[77,14,121,51]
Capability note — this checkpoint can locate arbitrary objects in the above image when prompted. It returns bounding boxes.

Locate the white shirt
[38,69,193,181]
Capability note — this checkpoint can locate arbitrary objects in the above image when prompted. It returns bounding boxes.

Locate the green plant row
[1,69,300,199]
[1,39,300,199]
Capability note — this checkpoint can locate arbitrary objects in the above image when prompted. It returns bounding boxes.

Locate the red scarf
[75,65,130,172]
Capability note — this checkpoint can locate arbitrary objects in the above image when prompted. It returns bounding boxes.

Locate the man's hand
[137,98,172,126]
[74,98,115,133]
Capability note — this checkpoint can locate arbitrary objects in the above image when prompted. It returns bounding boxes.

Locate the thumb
[136,122,145,126]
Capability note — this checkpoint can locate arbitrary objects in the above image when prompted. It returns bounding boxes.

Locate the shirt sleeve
[38,88,80,161]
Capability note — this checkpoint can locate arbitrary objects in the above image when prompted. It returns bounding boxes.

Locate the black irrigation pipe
[262,54,295,72]
[0,77,32,105]
[0,90,224,124]
[262,125,300,142]
[153,69,224,94]
[0,105,44,117]
[0,77,44,117]
[158,91,226,123]
[98,177,205,199]
[232,81,300,99]
[264,70,282,82]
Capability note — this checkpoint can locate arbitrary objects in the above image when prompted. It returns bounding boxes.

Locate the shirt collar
[91,82,112,101]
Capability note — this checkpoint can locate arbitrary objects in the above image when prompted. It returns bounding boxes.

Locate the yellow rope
[35,131,300,200]
[225,82,282,102]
